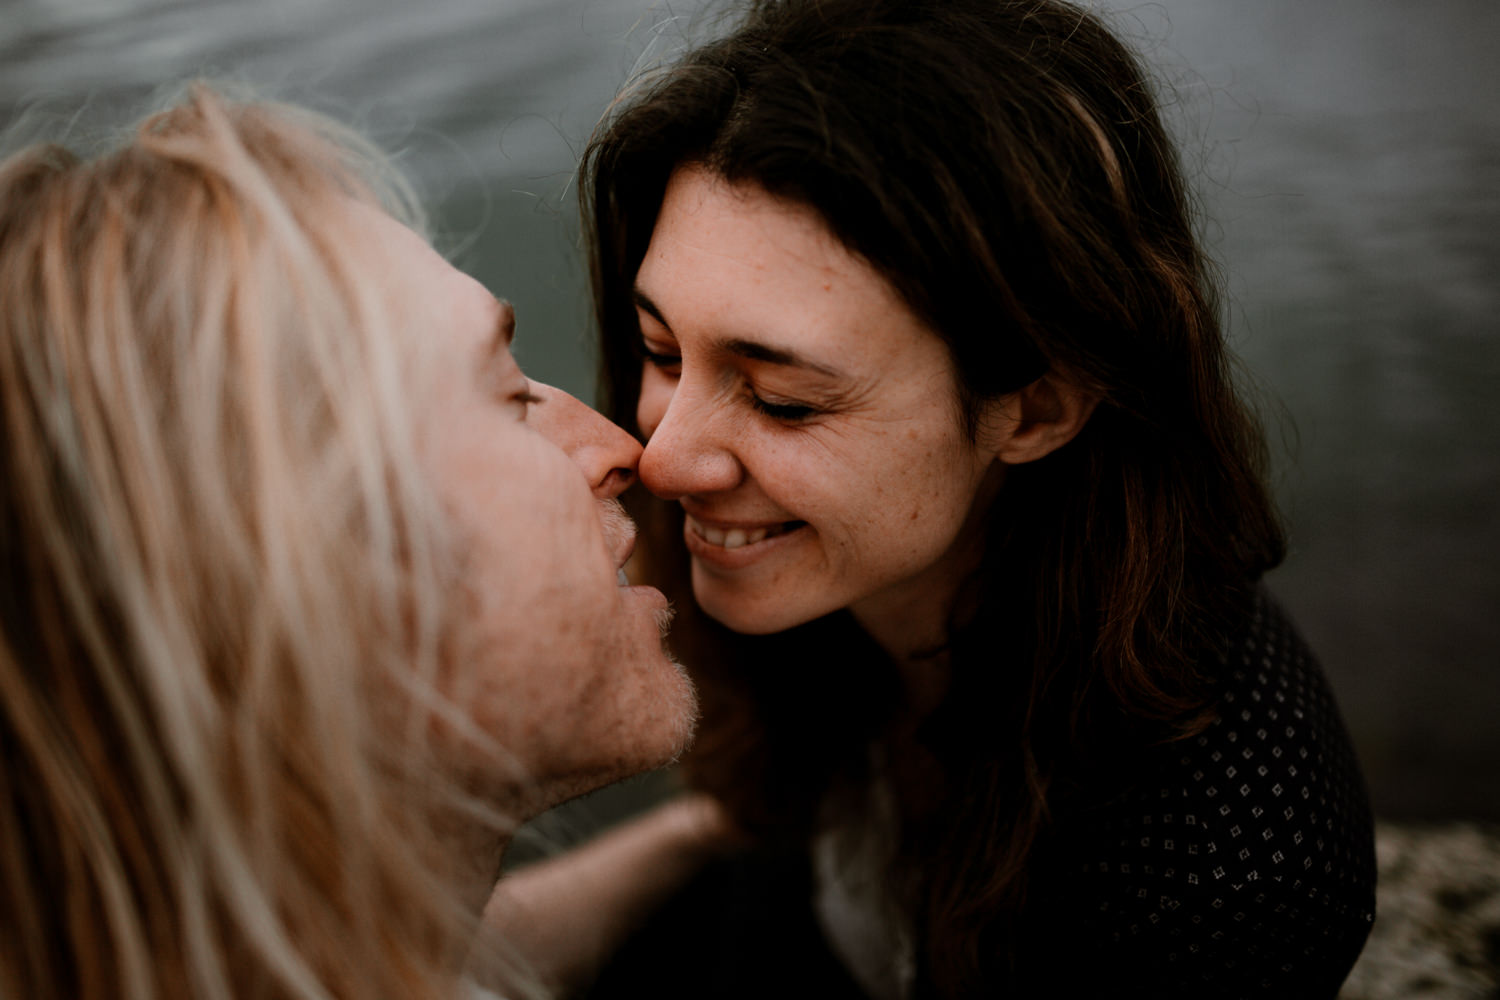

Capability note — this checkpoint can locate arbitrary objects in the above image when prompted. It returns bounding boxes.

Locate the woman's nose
[527,383,639,500]
[636,375,742,500]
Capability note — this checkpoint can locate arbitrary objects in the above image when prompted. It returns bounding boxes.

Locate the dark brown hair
[583,0,1285,992]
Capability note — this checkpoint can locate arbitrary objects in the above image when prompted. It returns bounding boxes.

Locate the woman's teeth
[706,526,764,549]
[687,515,799,550]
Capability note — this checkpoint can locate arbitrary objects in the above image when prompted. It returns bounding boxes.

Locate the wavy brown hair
[584,0,1286,993]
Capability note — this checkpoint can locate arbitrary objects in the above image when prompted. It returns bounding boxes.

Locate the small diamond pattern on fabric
[1061,592,1377,995]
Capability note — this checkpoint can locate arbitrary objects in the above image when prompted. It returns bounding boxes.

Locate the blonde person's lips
[598,496,639,587]
[682,511,807,568]
[619,578,676,661]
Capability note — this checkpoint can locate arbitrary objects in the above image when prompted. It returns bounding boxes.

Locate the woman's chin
[691,572,831,636]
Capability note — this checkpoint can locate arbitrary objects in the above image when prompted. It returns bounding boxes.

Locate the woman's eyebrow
[633,287,846,379]
[720,337,846,379]
[633,287,669,329]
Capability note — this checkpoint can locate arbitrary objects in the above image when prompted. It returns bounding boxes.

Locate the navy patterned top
[587,591,1377,999]
[1010,589,1377,996]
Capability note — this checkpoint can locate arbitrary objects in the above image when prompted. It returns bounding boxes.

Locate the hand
[476,793,745,996]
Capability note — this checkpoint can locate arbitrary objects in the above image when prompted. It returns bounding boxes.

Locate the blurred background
[3,0,1495,824]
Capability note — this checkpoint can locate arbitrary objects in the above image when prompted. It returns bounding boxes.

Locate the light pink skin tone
[634,167,1097,668]
[633,166,1012,664]
[352,203,697,819]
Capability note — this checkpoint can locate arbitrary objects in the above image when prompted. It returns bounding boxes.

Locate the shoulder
[1033,589,1377,996]
[1180,588,1373,892]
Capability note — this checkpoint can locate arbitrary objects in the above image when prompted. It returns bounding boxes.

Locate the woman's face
[633,166,1005,640]
[351,203,696,812]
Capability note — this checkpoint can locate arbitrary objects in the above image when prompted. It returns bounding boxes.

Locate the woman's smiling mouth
[684,513,806,550]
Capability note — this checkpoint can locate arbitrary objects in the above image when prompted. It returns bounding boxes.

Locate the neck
[858,599,948,722]
[445,823,511,921]
[428,775,525,919]
[850,464,1002,719]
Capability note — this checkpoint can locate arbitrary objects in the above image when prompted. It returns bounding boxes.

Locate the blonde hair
[0,84,515,999]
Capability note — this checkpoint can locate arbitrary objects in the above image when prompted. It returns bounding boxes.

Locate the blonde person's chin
[657,647,700,767]
[627,589,700,766]
[653,599,678,644]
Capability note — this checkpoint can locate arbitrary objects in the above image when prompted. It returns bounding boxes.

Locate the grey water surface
[3,0,1496,819]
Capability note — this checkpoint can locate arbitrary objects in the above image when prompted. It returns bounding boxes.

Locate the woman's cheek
[636,367,672,438]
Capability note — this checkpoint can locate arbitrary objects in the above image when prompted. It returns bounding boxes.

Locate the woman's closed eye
[641,342,681,373]
[748,390,819,422]
[640,335,820,421]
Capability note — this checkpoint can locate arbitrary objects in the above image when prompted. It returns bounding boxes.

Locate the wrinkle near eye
[746,368,872,417]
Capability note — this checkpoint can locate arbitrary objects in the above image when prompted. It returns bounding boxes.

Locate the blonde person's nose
[527,382,640,500]
[637,383,743,500]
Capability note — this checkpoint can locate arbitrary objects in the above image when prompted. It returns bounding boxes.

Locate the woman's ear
[980,372,1098,465]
